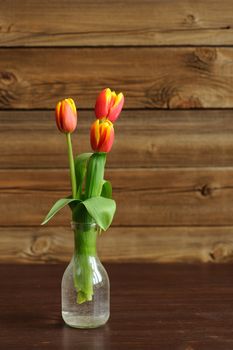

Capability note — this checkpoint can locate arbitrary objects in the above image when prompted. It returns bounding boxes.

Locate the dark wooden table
[1,263,233,350]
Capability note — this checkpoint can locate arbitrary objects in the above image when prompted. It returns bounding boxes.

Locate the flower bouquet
[42,88,124,328]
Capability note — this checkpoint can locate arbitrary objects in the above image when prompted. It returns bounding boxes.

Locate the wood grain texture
[1,167,233,227]
[1,0,233,46]
[1,264,233,349]
[0,47,233,109]
[1,226,233,263]
[1,1,233,266]
[2,109,233,168]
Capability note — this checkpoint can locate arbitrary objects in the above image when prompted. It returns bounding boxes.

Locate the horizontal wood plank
[0,0,233,46]
[1,110,233,168]
[1,47,233,108]
[1,168,233,226]
[1,226,233,263]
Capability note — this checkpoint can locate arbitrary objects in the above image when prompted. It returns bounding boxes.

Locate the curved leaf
[72,200,91,224]
[74,153,93,199]
[81,196,116,231]
[101,180,112,199]
[85,153,106,198]
[41,197,80,225]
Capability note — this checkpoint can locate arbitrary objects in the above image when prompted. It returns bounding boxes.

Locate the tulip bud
[95,88,124,123]
[90,119,114,153]
[55,98,77,133]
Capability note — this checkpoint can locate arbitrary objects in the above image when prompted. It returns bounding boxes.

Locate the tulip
[56,98,77,133]
[55,98,77,198]
[90,119,114,153]
[95,88,124,123]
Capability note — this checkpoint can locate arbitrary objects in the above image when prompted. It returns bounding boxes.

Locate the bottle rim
[71,221,98,229]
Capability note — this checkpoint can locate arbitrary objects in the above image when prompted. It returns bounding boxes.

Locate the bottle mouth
[71,221,98,230]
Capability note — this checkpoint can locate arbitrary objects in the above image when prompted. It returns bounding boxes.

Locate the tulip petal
[55,101,63,131]
[61,101,77,133]
[95,88,112,119]
[100,125,114,152]
[108,92,124,123]
[98,121,114,152]
[90,119,100,151]
[109,91,117,109]
[67,98,77,116]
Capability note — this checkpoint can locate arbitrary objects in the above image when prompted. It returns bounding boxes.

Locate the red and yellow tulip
[90,119,114,153]
[95,88,124,123]
[55,98,77,133]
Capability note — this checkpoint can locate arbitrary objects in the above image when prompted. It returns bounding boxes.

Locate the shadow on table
[1,310,111,349]
[62,324,111,350]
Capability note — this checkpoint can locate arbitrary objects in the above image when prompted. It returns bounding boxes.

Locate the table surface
[1,263,233,350]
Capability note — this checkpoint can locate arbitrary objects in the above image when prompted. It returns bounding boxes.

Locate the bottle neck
[73,224,98,257]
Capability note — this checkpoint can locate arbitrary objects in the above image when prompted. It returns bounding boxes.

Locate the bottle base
[62,311,109,329]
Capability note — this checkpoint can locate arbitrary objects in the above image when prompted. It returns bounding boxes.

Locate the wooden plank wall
[1,0,233,263]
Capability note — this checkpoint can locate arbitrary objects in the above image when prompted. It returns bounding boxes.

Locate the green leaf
[74,153,93,199]
[85,153,106,198]
[41,197,80,225]
[72,200,91,224]
[101,180,112,199]
[81,196,116,231]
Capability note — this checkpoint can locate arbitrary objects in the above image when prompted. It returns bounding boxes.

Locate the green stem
[66,133,77,198]
[73,225,97,304]
[85,152,106,199]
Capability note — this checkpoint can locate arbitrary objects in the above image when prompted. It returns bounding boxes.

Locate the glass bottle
[61,222,110,328]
